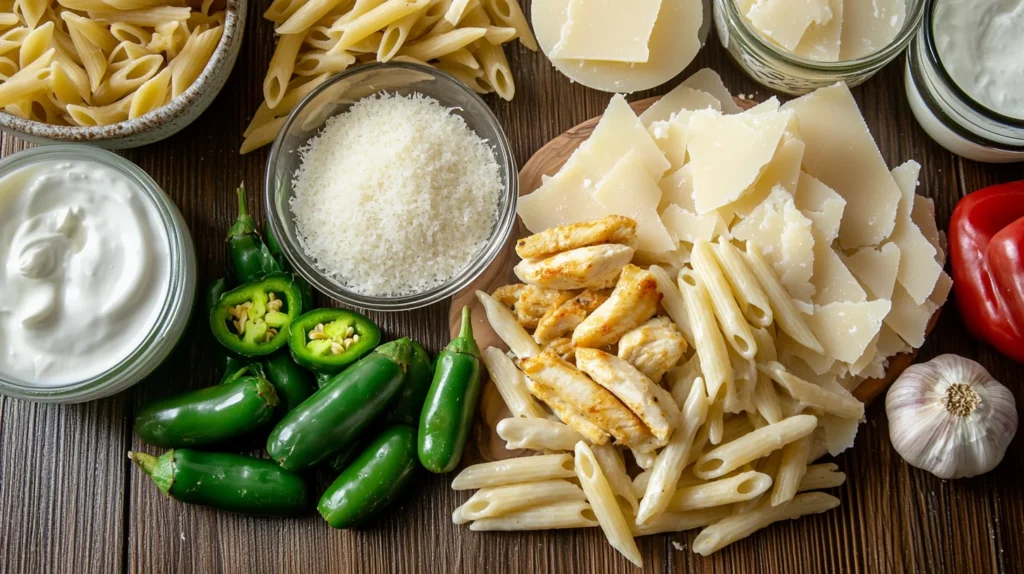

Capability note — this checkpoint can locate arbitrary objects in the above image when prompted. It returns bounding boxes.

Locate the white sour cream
[0,160,170,386]
[934,0,1024,119]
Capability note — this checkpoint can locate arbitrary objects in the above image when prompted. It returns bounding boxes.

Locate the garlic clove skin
[885,354,1018,480]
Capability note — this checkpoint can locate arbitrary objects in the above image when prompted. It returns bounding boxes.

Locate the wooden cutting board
[450,96,939,461]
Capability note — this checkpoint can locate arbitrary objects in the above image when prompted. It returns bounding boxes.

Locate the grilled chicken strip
[617,317,688,383]
[492,284,526,308]
[575,348,680,446]
[524,377,610,445]
[521,350,652,448]
[572,264,661,349]
[515,215,638,259]
[542,337,575,364]
[515,285,577,330]
[514,244,634,291]
[534,289,610,344]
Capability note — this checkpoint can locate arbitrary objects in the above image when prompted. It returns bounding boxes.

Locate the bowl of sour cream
[0,146,196,403]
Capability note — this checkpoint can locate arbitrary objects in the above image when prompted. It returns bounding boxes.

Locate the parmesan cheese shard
[841,243,901,300]
[793,172,845,243]
[593,152,676,253]
[889,161,942,304]
[877,324,911,357]
[912,194,946,264]
[515,215,637,259]
[680,68,744,114]
[726,136,805,219]
[572,94,672,179]
[839,0,906,61]
[803,300,891,364]
[820,413,861,456]
[514,244,634,290]
[658,165,696,212]
[884,283,937,348]
[793,0,843,62]
[930,271,953,307]
[573,264,661,349]
[810,228,867,306]
[781,83,901,249]
[778,331,835,375]
[746,0,833,51]
[686,105,792,214]
[661,204,722,245]
[550,0,662,63]
[731,187,816,301]
[648,111,694,171]
[640,86,721,127]
[517,164,610,233]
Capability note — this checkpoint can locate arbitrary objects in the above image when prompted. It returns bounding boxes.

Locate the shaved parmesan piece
[782,83,901,248]
[731,187,815,301]
[877,324,911,357]
[821,413,861,455]
[912,194,946,264]
[727,136,804,218]
[593,152,675,252]
[794,172,845,243]
[681,68,744,114]
[804,300,890,364]
[841,243,900,300]
[571,94,671,179]
[794,0,843,62]
[746,0,833,51]
[811,229,867,305]
[839,0,906,60]
[849,333,879,376]
[778,331,835,375]
[930,271,953,307]
[884,283,937,348]
[517,165,608,233]
[533,0,702,93]
[640,85,721,127]
[550,0,662,63]
[648,111,696,171]
[658,165,696,212]
[687,107,792,213]
[889,161,942,304]
[661,204,721,244]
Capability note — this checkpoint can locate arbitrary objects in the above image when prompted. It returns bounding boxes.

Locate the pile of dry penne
[465,215,859,564]
[0,0,224,125]
[242,0,535,153]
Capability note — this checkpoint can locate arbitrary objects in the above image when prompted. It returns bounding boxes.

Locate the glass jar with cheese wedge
[713,0,926,94]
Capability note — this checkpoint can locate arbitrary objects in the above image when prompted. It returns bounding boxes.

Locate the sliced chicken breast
[515,215,638,259]
[514,244,634,291]
[534,289,610,344]
[617,317,688,383]
[572,264,661,349]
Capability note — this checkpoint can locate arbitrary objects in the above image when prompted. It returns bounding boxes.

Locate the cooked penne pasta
[89,7,193,27]
[0,26,28,56]
[759,362,865,420]
[0,54,17,78]
[451,454,576,490]
[720,414,755,444]
[93,52,161,105]
[637,377,709,525]
[65,92,131,125]
[667,353,702,407]
[481,346,546,419]
[496,417,583,452]
[18,0,47,27]
[631,506,732,537]
[771,435,811,506]
[128,67,169,118]
[452,479,585,524]
[591,444,639,517]
[109,22,152,45]
[19,20,53,68]
[743,243,824,354]
[630,448,656,470]
[691,240,757,360]
[798,463,846,491]
[468,500,598,531]
[169,26,219,97]
[0,48,52,106]
[712,238,773,328]
[753,375,783,424]
[692,493,840,555]
[0,13,17,28]
[475,290,540,359]
[264,0,307,24]
[694,414,818,480]
[678,269,733,402]
[670,470,774,512]
[529,388,610,446]
[575,442,642,567]
[706,397,725,445]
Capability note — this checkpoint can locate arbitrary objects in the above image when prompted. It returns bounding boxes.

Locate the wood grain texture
[1,5,1023,574]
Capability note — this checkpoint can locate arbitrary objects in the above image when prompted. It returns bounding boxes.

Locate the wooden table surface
[2,6,1024,573]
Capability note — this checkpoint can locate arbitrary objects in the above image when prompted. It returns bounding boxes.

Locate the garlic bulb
[885,354,1017,479]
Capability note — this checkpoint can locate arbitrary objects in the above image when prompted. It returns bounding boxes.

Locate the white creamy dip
[934,0,1024,119]
[0,160,170,386]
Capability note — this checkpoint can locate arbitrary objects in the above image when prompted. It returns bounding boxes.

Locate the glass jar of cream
[0,146,196,403]
[905,0,1024,162]
[714,0,926,95]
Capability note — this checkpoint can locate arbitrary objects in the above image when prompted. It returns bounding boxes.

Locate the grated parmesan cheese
[291,93,503,296]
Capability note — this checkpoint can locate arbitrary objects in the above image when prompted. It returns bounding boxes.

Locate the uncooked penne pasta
[759,362,865,420]
[694,414,818,480]
[170,26,220,98]
[712,238,773,328]
[636,377,709,525]
[18,0,47,27]
[452,479,585,524]
[480,0,535,50]
[692,493,840,555]
[438,46,477,69]
[376,7,421,61]
[264,0,308,24]
[771,435,811,506]
[743,243,824,354]
[399,26,484,61]
[475,291,540,359]
[276,0,350,35]
[0,49,52,107]
[263,32,304,108]
[293,50,356,76]
[129,67,170,119]
[679,269,733,402]
[239,116,286,154]
[798,463,846,492]
[329,0,429,53]
[66,92,131,125]
[575,442,642,568]
[691,240,757,360]
[19,20,53,68]
[670,470,773,513]
[468,500,598,531]
[496,417,583,452]
[631,507,732,537]
[472,38,512,101]
[109,22,153,46]
[93,52,161,105]
[591,445,639,517]
[451,454,575,490]
[89,7,193,27]
[481,347,546,419]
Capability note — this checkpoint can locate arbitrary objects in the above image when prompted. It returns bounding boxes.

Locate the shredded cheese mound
[291,93,503,296]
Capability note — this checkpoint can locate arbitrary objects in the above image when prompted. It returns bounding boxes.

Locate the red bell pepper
[949,180,1024,363]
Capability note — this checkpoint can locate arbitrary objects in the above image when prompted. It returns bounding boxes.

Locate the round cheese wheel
[532,0,705,93]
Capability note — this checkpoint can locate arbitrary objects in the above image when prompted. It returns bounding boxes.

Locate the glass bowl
[714,0,926,94]
[265,63,518,312]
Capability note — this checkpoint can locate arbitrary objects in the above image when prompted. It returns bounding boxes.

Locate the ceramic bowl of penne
[0,0,246,148]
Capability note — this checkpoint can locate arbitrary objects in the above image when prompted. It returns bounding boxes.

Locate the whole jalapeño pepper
[418,307,482,473]
[227,184,281,285]
[288,308,382,373]
[129,449,308,516]
[383,340,433,427]
[210,274,303,357]
[134,374,279,448]
[262,352,316,411]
